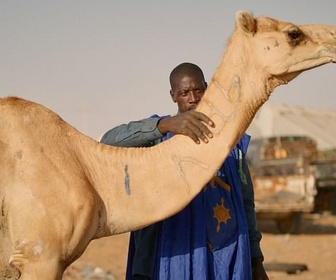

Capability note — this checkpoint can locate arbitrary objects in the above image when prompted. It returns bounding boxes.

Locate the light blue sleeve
[100,116,164,147]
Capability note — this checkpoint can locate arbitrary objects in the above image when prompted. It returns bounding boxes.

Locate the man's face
[170,73,207,113]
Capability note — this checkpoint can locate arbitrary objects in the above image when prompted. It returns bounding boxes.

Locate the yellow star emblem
[213,197,231,232]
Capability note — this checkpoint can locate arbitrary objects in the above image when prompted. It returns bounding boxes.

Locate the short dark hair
[169,62,205,87]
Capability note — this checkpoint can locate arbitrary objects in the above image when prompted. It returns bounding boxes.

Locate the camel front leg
[9,252,64,280]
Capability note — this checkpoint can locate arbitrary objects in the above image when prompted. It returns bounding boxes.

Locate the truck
[247,136,318,234]
[310,157,336,214]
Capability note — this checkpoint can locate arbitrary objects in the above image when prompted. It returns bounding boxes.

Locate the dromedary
[0,11,335,280]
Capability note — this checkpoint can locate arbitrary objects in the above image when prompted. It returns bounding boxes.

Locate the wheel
[276,212,302,234]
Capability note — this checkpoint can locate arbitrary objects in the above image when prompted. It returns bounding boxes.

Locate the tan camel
[0,11,335,279]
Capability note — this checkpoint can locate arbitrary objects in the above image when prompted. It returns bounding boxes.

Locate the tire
[276,212,302,234]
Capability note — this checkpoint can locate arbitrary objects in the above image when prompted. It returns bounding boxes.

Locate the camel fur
[0,11,335,279]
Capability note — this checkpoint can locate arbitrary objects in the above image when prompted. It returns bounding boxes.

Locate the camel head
[227,11,336,91]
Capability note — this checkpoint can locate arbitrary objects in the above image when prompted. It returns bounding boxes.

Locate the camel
[0,11,335,280]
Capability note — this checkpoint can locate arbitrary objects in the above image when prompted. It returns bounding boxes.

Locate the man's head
[169,62,207,113]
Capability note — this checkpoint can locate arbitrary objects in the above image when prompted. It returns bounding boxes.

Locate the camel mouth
[324,46,336,62]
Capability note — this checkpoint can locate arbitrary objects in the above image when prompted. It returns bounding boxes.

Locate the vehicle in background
[311,156,336,214]
[247,136,318,234]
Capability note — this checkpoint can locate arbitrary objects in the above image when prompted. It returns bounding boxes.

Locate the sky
[1,0,335,139]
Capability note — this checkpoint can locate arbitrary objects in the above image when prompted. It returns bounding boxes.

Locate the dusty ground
[63,213,336,280]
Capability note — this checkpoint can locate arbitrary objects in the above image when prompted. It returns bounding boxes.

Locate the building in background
[247,103,336,152]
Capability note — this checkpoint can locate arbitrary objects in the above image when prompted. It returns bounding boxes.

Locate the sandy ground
[63,213,336,280]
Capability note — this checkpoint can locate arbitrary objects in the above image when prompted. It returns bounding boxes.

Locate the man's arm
[100,117,163,147]
[241,158,269,280]
[242,159,263,259]
[100,110,215,147]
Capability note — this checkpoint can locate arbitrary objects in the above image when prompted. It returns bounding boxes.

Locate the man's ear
[169,89,177,102]
[204,81,208,89]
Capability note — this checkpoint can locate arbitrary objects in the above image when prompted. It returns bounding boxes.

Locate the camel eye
[286,28,303,46]
[287,29,302,40]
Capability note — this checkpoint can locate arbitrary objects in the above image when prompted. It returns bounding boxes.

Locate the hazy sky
[1,0,335,139]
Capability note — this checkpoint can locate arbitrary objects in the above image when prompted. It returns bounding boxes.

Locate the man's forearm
[100,117,163,147]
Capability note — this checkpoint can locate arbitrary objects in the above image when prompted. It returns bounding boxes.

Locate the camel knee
[9,256,63,280]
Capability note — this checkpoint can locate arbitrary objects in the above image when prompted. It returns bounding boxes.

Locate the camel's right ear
[235,11,256,34]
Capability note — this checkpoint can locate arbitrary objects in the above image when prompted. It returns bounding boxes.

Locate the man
[101,63,269,280]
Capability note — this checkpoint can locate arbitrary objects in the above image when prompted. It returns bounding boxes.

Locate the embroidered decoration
[213,197,231,232]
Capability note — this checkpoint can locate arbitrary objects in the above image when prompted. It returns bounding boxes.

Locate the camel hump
[0,96,29,107]
[0,96,70,132]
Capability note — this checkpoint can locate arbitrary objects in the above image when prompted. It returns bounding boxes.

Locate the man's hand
[157,111,215,144]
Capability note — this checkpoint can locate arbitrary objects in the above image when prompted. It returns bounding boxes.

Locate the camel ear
[235,11,256,34]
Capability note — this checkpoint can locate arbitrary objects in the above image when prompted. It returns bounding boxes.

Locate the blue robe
[127,133,252,280]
